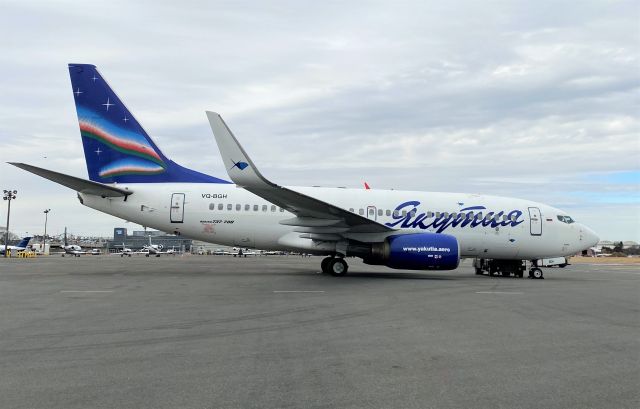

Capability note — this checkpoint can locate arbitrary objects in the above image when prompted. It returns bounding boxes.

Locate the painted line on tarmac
[60,290,114,293]
[475,291,523,294]
[273,290,325,293]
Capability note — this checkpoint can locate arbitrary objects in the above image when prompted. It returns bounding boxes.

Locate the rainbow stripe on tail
[68,64,229,184]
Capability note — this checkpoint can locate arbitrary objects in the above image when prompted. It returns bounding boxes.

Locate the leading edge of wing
[9,162,132,197]
[206,112,393,233]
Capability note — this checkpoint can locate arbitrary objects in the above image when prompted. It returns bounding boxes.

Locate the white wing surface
[207,112,393,234]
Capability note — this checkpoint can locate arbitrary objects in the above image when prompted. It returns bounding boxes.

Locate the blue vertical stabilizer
[68,64,230,184]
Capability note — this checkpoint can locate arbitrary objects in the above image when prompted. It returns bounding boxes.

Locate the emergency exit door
[170,193,185,223]
[528,207,542,236]
[366,206,377,221]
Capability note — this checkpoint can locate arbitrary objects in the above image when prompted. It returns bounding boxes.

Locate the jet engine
[352,233,460,270]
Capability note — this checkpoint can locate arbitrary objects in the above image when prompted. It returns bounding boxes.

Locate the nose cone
[582,225,600,248]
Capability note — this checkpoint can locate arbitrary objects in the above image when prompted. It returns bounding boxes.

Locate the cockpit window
[557,215,575,224]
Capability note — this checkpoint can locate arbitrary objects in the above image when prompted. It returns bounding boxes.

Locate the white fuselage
[79,183,598,260]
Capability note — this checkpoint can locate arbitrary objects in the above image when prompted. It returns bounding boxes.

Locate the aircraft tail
[16,237,31,248]
[67,64,230,184]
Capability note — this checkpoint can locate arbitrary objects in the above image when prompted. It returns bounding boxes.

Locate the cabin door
[528,207,542,236]
[170,193,185,223]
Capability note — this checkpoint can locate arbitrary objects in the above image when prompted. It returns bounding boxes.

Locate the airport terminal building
[106,228,193,253]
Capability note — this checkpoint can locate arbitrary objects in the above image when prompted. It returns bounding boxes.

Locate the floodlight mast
[3,189,18,258]
[43,209,51,255]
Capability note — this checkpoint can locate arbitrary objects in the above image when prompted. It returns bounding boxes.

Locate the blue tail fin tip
[68,63,230,184]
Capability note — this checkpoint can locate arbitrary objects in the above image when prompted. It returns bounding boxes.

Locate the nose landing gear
[529,267,544,279]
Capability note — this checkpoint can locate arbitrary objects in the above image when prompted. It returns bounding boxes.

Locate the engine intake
[359,233,460,270]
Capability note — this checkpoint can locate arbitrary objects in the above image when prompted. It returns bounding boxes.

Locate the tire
[475,268,483,275]
[502,270,510,277]
[531,268,543,279]
[329,258,348,276]
[321,257,333,274]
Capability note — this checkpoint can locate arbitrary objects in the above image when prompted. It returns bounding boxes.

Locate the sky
[0,0,638,241]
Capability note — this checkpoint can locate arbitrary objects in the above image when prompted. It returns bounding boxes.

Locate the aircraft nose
[582,225,599,248]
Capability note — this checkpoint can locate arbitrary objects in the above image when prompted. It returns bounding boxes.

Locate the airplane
[10,63,600,278]
[141,235,163,257]
[112,243,134,257]
[61,228,84,257]
[0,237,32,255]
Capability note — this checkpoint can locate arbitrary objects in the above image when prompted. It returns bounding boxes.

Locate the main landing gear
[321,256,349,276]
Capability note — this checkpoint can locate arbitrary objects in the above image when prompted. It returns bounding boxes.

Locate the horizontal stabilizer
[9,163,132,197]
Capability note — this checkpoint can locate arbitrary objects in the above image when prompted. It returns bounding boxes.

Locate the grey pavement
[0,255,638,409]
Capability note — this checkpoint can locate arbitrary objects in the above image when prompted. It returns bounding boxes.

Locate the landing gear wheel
[530,268,544,279]
[321,257,333,274]
[475,268,483,275]
[329,258,348,276]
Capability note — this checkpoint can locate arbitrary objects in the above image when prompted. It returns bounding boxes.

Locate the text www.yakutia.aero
[402,246,451,253]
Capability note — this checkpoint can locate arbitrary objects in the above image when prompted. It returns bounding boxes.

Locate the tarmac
[0,255,638,409]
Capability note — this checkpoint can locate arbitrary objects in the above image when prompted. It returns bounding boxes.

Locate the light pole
[43,209,51,255]
[3,189,18,258]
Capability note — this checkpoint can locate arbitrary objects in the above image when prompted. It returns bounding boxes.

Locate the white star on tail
[74,88,83,96]
[102,98,114,111]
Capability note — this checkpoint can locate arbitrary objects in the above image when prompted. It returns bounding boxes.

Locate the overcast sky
[0,0,638,241]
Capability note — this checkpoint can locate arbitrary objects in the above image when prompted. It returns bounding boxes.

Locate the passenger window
[209,203,215,210]
[386,209,391,216]
[218,203,223,210]
[228,204,232,211]
[349,208,354,212]
[244,204,250,211]
[443,212,449,218]
[502,215,508,221]
[253,205,259,211]
[236,204,241,211]
[451,212,457,219]
[279,207,284,212]
[359,208,364,215]
[436,212,441,218]
[369,208,375,215]
[393,210,400,217]
[271,205,276,212]
[467,211,473,219]
[410,210,416,217]
[511,215,517,222]
[262,205,267,212]
[378,209,383,216]
[402,210,407,217]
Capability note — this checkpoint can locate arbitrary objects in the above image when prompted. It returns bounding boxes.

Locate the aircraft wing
[207,112,394,234]
[9,163,132,197]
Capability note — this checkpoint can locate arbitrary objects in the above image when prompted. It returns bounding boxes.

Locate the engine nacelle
[363,233,460,270]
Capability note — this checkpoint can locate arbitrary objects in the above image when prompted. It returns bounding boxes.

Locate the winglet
[206,111,273,188]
